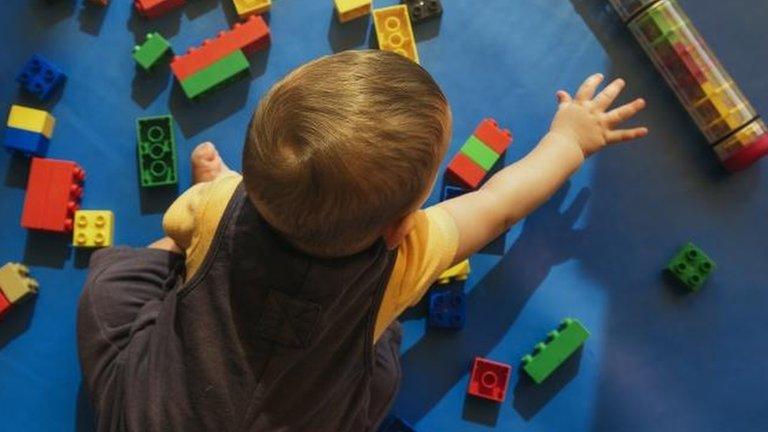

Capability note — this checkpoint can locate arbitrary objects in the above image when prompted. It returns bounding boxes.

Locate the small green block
[521,318,589,384]
[460,135,500,171]
[179,50,250,99]
[667,242,716,291]
[132,33,172,71]
[136,115,178,187]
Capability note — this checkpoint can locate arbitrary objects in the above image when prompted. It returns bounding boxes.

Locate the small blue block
[3,127,50,156]
[428,290,466,329]
[16,54,67,101]
[379,415,416,432]
[441,185,468,201]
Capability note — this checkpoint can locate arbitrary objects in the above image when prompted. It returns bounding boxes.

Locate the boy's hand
[551,73,648,157]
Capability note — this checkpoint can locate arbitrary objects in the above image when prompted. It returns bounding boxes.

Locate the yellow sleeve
[162,172,242,281]
[373,206,459,342]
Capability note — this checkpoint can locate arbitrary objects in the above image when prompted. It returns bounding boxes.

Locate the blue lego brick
[378,415,416,432]
[428,290,466,329]
[16,54,67,101]
[3,127,50,156]
[441,185,468,201]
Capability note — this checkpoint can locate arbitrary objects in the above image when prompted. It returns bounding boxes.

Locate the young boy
[77,50,646,431]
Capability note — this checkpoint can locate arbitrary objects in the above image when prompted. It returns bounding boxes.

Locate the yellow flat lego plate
[373,5,419,63]
[73,210,115,248]
[334,0,372,22]
[7,105,56,139]
[0,262,39,304]
[232,0,271,19]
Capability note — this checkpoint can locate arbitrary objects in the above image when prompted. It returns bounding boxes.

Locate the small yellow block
[7,105,56,139]
[73,210,114,248]
[334,0,372,23]
[232,0,271,19]
[436,259,471,285]
[373,5,419,63]
[0,262,39,305]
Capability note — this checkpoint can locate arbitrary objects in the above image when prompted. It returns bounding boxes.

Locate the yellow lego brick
[373,5,419,63]
[232,0,270,19]
[0,262,39,305]
[73,210,114,248]
[334,0,372,23]
[436,259,471,285]
[7,105,56,139]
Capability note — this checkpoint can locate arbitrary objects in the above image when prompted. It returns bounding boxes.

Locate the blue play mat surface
[1,1,767,431]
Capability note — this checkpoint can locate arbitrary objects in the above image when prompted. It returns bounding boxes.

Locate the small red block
[467,357,511,403]
[473,118,513,154]
[0,290,10,319]
[446,153,486,189]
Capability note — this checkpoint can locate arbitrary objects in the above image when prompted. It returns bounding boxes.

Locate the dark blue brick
[3,127,50,156]
[16,54,67,101]
[441,185,467,201]
[428,290,466,329]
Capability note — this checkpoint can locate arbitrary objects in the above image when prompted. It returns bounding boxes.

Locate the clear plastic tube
[609,0,768,171]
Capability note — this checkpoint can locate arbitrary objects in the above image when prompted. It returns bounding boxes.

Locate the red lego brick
[446,152,487,189]
[134,0,186,19]
[170,15,270,81]
[467,357,511,403]
[21,158,85,233]
[0,290,10,319]
[473,118,513,154]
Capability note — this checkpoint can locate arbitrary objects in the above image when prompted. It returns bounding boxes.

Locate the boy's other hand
[148,237,184,255]
[550,73,648,158]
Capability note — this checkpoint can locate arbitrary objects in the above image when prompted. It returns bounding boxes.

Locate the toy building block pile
[16,54,66,101]
[170,15,271,99]
[0,263,39,319]
[136,115,178,186]
[446,118,513,189]
[133,33,172,71]
[232,0,271,19]
[667,242,716,291]
[4,105,55,156]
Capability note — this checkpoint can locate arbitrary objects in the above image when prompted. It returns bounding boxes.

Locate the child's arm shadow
[394,181,591,421]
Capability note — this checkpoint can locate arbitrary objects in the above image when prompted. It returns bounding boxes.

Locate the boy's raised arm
[438,74,648,264]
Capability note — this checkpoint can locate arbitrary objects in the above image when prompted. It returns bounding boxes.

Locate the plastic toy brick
[667,242,715,291]
[373,5,419,63]
[88,0,109,5]
[178,50,250,99]
[3,127,50,157]
[467,357,511,403]
[460,136,499,171]
[334,0,372,23]
[401,0,442,24]
[21,158,85,232]
[7,105,55,138]
[428,290,466,329]
[379,415,416,432]
[0,290,10,319]
[436,259,470,285]
[233,0,271,19]
[441,185,467,201]
[0,263,39,305]
[73,210,114,248]
[171,15,270,81]
[136,115,177,187]
[473,118,513,154]
[133,33,172,71]
[446,152,486,189]
[134,0,186,19]
[521,318,590,384]
[16,54,66,101]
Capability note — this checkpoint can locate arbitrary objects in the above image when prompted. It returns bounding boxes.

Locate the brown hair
[243,50,451,256]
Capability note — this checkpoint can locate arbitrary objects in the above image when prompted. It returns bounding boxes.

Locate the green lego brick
[136,115,178,187]
[521,318,590,384]
[667,242,715,291]
[132,33,172,71]
[460,135,500,171]
[179,50,250,99]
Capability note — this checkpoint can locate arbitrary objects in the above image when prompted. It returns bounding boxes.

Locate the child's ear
[382,212,418,250]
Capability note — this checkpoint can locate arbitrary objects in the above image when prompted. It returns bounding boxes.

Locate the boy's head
[243,50,451,256]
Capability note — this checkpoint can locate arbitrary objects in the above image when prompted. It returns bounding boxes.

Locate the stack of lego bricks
[170,15,271,99]
[609,0,768,171]
[4,105,55,157]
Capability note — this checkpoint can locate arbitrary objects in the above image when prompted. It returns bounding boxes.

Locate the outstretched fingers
[605,127,649,143]
[594,79,626,111]
[575,73,604,102]
[605,98,646,126]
